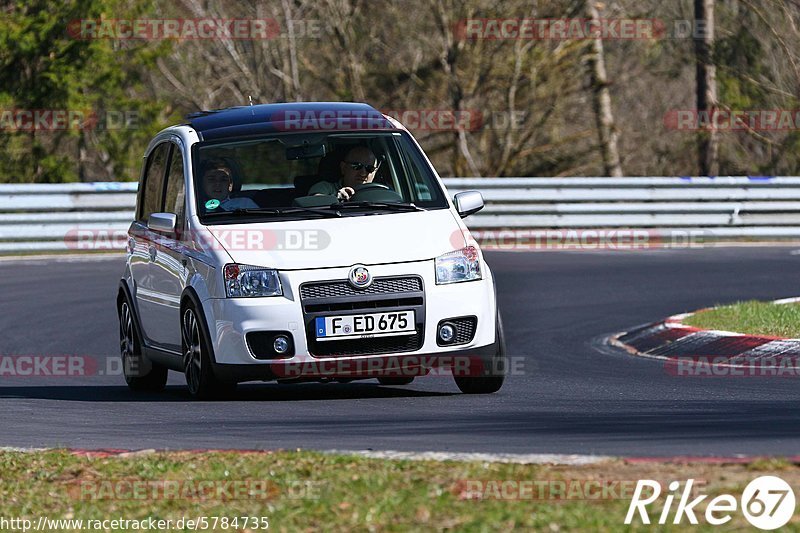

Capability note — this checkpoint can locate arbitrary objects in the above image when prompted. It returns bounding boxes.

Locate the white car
[117,102,506,398]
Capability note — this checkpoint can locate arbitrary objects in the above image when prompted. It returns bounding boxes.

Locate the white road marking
[322,449,613,465]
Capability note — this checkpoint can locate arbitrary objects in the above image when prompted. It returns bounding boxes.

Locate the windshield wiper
[334,201,426,212]
[206,207,342,218]
[203,202,424,219]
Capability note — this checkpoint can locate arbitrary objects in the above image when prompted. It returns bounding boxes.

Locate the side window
[163,145,186,231]
[399,137,440,204]
[139,143,169,221]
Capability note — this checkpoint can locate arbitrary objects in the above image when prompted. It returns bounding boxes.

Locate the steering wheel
[353,183,390,193]
[349,182,402,203]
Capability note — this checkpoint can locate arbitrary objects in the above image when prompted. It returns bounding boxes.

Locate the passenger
[309,146,381,201]
[201,160,258,210]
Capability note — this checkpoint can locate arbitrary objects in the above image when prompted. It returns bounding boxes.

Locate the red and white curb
[610,299,800,370]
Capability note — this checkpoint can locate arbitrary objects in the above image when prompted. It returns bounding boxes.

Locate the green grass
[1,450,800,531]
[683,300,800,338]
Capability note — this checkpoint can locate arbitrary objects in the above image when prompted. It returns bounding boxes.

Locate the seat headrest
[200,157,243,193]
[317,148,348,179]
[293,174,326,196]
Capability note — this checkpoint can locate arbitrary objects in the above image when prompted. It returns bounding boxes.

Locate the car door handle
[148,245,157,262]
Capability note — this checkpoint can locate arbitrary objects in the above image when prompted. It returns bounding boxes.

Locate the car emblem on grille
[348,265,372,289]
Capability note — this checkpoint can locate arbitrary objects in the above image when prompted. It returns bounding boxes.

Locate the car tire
[182,304,236,399]
[118,294,168,391]
[453,310,507,394]
[377,377,415,386]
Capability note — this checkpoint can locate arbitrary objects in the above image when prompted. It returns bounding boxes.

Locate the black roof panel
[186,102,396,140]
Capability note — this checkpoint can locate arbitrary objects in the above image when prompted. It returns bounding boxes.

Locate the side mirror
[453,191,484,218]
[148,213,177,233]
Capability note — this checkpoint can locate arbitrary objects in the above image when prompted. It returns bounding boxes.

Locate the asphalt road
[2,247,800,456]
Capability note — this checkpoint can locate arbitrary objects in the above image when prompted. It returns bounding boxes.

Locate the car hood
[205,208,466,270]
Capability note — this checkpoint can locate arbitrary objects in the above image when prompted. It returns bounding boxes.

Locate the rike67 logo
[625,476,795,530]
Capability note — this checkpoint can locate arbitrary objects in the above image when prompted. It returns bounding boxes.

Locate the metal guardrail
[3,177,800,253]
[0,183,136,253]
[446,177,800,241]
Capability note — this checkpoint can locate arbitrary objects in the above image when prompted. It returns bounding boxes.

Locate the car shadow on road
[0,382,456,402]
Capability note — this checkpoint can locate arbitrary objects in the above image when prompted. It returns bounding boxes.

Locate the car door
[146,140,188,353]
[130,142,169,346]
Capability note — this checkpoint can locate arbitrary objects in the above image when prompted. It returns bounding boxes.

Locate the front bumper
[201,259,497,381]
[212,340,500,383]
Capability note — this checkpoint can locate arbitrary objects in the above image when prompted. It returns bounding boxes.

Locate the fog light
[273,335,290,354]
[438,323,456,343]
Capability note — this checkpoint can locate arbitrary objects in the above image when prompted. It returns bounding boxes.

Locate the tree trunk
[695,0,719,176]
[586,1,623,177]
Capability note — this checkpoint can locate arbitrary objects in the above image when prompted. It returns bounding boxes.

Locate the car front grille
[300,275,425,357]
[304,297,424,314]
[300,276,422,300]
[310,332,424,357]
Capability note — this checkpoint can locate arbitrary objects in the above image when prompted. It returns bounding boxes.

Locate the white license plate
[315,311,415,341]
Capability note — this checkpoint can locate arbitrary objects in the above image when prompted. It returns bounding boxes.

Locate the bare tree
[585,0,623,176]
[695,0,719,175]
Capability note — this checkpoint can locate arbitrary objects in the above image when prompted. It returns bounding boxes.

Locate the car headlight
[224,264,283,297]
[435,246,481,285]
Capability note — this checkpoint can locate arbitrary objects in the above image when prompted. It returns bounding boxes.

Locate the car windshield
[193,132,448,222]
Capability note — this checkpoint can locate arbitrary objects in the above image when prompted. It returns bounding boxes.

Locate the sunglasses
[345,160,380,173]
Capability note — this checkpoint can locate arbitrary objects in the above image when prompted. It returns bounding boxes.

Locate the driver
[309,145,381,201]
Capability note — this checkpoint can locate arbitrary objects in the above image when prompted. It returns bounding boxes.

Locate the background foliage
[1,0,798,182]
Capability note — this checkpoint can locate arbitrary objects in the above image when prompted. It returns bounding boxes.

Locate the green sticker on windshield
[205,199,220,210]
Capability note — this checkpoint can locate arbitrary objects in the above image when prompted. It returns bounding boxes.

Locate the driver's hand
[336,187,355,201]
